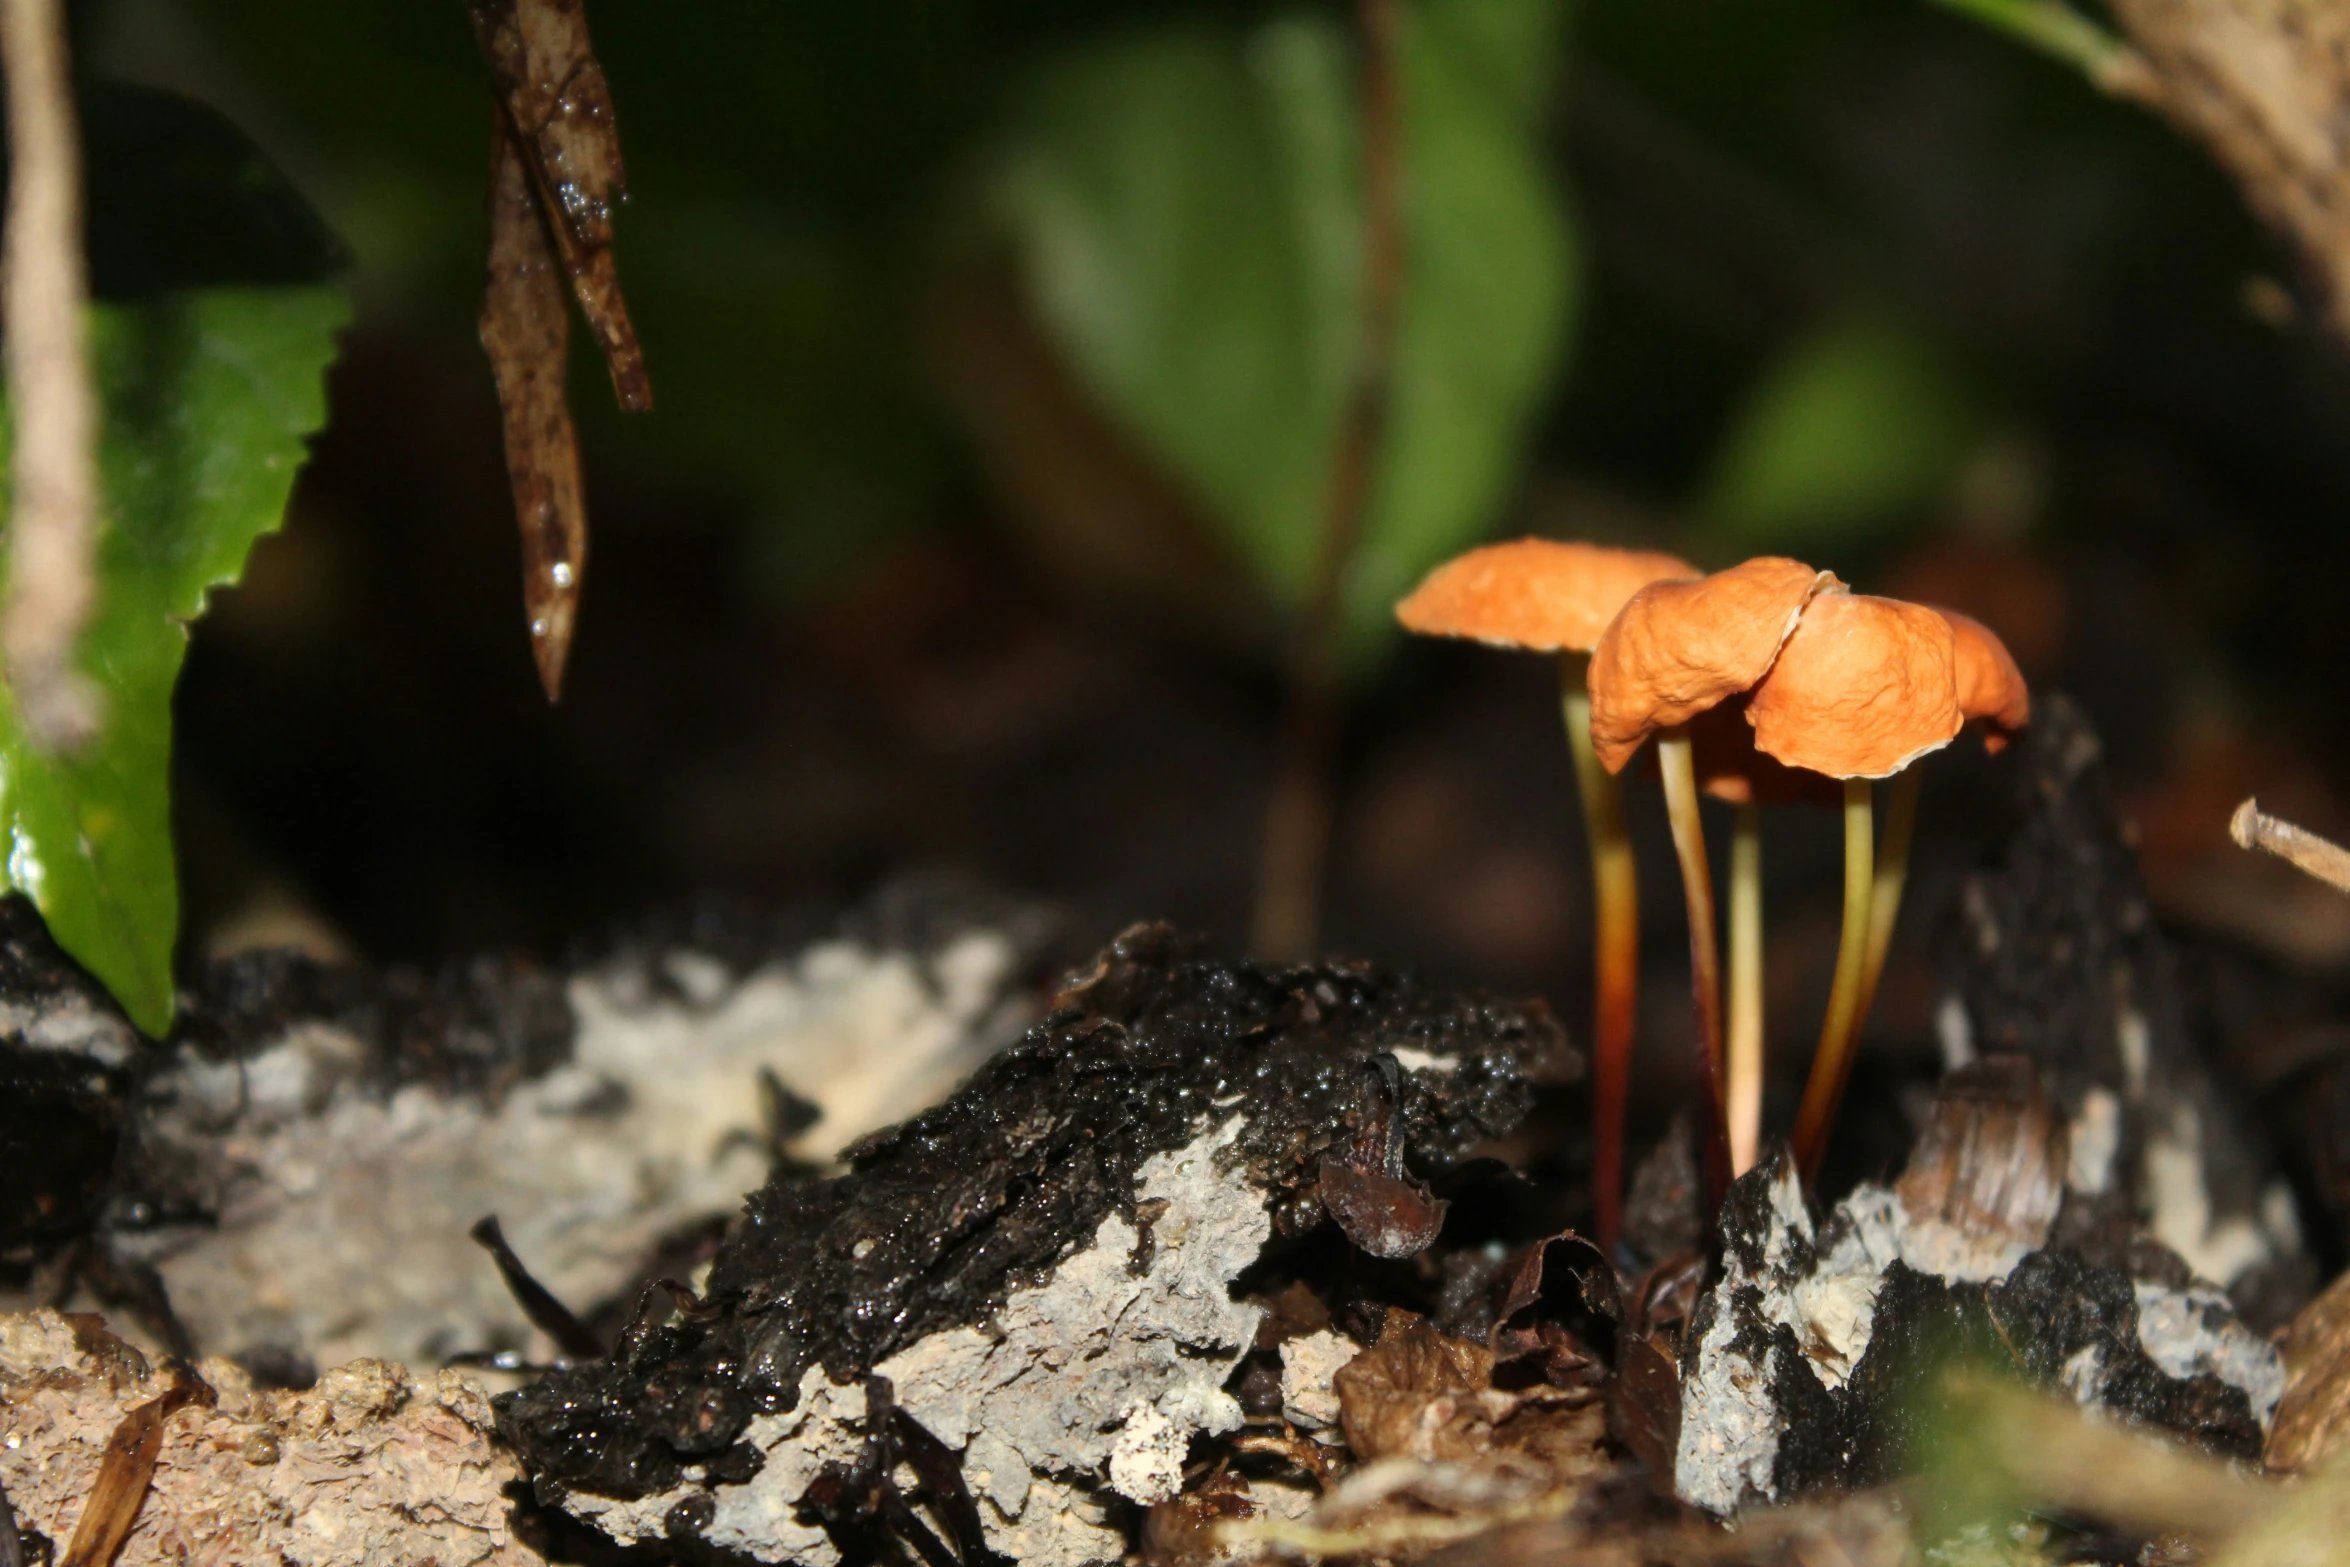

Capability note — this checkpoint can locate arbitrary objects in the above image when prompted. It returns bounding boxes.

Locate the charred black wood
[498,923,1568,1503]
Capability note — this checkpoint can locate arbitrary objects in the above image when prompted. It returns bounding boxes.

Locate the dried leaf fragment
[1335,1313,1599,1475]
[465,0,648,410]
[1317,1055,1448,1260]
[479,128,587,700]
[59,1370,214,1567]
[1490,1232,1620,1390]
[467,0,649,701]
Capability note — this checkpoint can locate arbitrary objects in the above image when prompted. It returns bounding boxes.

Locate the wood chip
[2269,1265,2350,1474]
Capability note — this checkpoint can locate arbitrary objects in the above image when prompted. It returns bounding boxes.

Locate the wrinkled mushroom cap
[1688,701,1842,809]
[1395,539,1699,654]
[1940,608,2030,752]
[1747,591,1963,779]
[1587,556,1841,773]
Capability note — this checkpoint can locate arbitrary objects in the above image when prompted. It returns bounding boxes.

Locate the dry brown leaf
[1335,1313,1602,1475]
[466,0,649,701]
[478,128,587,701]
[465,0,648,409]
[57,1373,213,1567]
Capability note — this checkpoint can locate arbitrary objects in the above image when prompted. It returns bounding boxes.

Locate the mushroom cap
[1689,701,1842,809]
[1395,539,1699,654]
[1747,591,1963,780]
[1587,556,1841,773]
[1939,608,2030,752]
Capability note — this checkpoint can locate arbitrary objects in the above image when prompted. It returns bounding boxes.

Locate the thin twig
[1252,0,1406,960]
[2231,797,2350,896]
[1926,0,2158,99]
[0,0,100,750]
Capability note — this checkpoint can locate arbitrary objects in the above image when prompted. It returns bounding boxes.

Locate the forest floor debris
[0,1307,534,1566]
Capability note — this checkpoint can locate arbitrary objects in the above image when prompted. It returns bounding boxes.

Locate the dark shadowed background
[71,0,2350,1156]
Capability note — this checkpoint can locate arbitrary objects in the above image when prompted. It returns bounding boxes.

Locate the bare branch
[2231,796,2350,896]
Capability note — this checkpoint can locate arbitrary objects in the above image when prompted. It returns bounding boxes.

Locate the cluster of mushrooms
[1397,545,2029,1248]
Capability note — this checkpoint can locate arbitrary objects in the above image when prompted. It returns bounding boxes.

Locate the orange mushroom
[1836,608,2031,1112]
[1745,591,1965,1182]
[1944,608,2030,751]
[1685,703,1836,1174]
[1396,538,1695,1249]
[1587,557,1842,1196]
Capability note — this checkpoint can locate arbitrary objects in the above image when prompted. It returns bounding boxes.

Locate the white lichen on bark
[1675,1160,2287,1516]
[571,1115,1270,1567]
[107,931,1023,1369]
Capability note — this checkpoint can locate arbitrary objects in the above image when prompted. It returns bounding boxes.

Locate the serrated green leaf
[989,0,1576,661]
[0,286,349,1033]
[1699,310,1984,555]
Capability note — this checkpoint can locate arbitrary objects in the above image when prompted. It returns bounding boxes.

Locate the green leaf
[1698,310,1983,555]
[0,286,349,1033]
[987,0,1577,659]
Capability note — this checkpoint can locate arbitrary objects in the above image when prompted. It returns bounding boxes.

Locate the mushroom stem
[1853,765,1921,1028]
[1656,728,1731,1205]
[1725,799,1764,1176]
[1792,778,1875,1184]
[1561,652,1639,1251]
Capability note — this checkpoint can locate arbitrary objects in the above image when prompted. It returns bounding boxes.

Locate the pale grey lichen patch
[1677,1165,2066,1514]
[1677,1156,2289,1517]
[1675,1157,1814,1514]
[581,1117,1269,1566]
[119,933,1025,1369]
[2143,1102,2277,1288]
[0,981,138,1065]
[2066,1087,2121,1197]
[2133,1280,2285,1425]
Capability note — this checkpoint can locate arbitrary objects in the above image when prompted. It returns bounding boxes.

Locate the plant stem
[1924,0,2149,95]
[1250,0,1403,960]
[1561,652,1638,1251]
[1792,778,1875,1184]
[0,0,100,750]
[1657,728,1731,1208]
[1725,799,1764,1176]
[1853,765,1921,1028]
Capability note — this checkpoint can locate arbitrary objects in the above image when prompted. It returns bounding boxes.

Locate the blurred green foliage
[0,84,347,1032]
[168,0,983,598]
[984,0,1576,656]
[0,285,345,1034]
[163,0,1576,640]
[1698,310,1984,557]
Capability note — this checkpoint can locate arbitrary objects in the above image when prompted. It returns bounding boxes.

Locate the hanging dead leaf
[466,0,650,701]
[465,0,648,409]
[478,128,587,700]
